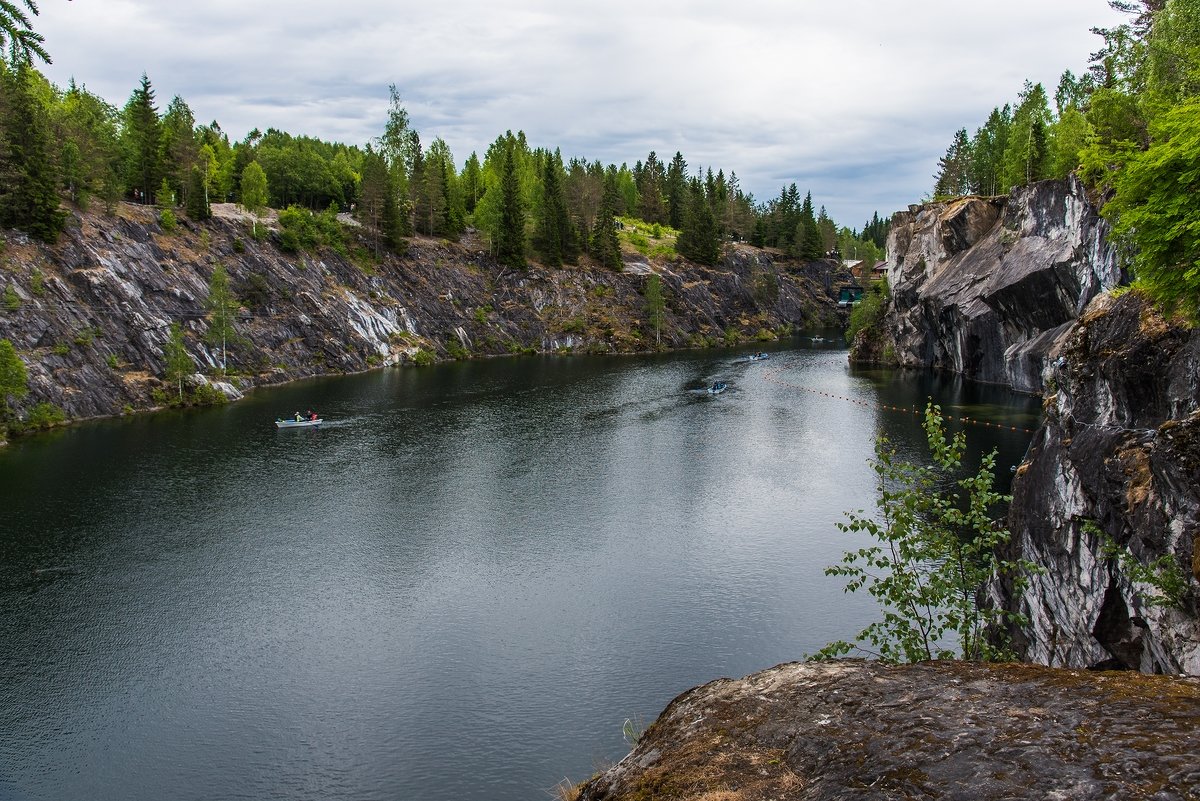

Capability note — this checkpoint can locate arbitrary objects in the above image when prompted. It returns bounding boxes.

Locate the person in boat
[294,411,302,422]
[309,410,318,421]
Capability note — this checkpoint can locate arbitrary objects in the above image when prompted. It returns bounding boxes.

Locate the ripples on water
[0,341,1039,801]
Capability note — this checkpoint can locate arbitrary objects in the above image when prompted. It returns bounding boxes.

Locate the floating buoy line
[758,357,1038,435]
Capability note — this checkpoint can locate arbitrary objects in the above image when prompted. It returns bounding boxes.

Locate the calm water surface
[0,341,1040,801]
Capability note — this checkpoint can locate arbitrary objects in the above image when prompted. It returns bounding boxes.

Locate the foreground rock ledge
[578,660,1200,801]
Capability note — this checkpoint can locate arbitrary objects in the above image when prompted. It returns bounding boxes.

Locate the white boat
[275,417,323,428]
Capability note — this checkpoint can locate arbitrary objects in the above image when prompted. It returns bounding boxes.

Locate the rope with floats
[758,358,1039,435]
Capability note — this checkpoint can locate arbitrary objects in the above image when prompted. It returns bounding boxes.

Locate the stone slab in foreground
[578,660,1200,801]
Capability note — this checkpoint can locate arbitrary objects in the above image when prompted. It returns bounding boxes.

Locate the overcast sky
[34,0,1126,229]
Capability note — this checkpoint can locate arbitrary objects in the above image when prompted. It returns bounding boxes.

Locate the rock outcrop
[991,291,1200,675]
[870,177,1122,394]
[0,203,844,430]
[577,660,1200,800]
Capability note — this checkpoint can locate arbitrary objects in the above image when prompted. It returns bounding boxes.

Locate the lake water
[0,340,1040,801]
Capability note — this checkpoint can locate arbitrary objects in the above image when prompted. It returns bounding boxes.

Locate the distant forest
[0,4,888,271]
[931,0,1200,318]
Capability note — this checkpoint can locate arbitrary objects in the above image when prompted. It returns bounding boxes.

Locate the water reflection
[0,342,1039,801]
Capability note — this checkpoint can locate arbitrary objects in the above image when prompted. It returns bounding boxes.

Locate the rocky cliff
[991,291,1200,675]
[867,177,1122,394]
[0,203,843,434]
[576,660,1200,801]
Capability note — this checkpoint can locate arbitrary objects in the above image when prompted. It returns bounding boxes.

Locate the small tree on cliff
[644,273,665,346]
[239,160,268,238]
[818,403,1039,663]
[162,322,191,402]
[0,338,29,425]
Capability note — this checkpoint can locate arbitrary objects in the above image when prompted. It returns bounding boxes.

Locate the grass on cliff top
[618,217,678,261]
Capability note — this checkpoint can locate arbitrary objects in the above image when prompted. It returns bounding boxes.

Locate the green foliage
[845,278,889,342]
[239,160,269,235]
[495,144,526,269]
[189,381,228,406]
[1085,520,1189,608]
[106,353,119,369]
[0,65,66,242]
[818,403,1037,663]
[277,204,345,254]
[25,401,64,429]
[411,348,435,367]
[0,338,29,415]
[158,207,177,232]
[3,284,19,310]
[29,267,43,295]
[644,273,665,346]
[1102,97,1200,320]
[162,322,192,401]
[676,178,720,265]
[204,263,240,372]
[445,336,470,360]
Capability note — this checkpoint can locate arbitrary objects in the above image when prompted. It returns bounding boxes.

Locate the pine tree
[967,106,1012,196]
[0,64,65,242]
[1001,81,1053,189]
[495,145,526,268]
[933,128,972,197]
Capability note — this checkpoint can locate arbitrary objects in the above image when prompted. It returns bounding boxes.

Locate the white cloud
[35,0,1127,227]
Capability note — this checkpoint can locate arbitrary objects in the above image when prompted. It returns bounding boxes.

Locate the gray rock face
[577,660,1200,801]
[0,204,846,429]
[880,178,1122,393]
[992,292,1200,675]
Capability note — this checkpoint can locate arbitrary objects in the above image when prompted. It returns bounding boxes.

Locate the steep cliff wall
[873,177,1122,393]
[0,203,842,431]
[576,660,1200,800]
[991,292,1200,675]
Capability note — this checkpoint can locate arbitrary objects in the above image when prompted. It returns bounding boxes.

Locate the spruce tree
[0,64,65,242]
[495,145,526,268]
[122,74,161,204]
[666,152,687,229]
[798,192,823,261]
[534,151,574,267]
[677,178,719,265]
[590,171,622,271]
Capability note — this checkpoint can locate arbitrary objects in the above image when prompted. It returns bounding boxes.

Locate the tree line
[0,3,885,271]
[931,0,1200,318]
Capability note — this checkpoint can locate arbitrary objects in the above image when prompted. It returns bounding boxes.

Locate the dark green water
[0,341,1040,801]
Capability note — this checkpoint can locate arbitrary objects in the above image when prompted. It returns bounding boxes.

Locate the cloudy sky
[33,0,1125,228]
